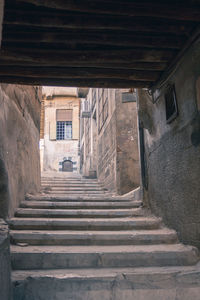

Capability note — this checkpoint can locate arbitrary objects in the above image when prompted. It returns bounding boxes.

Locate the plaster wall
[0,84,41,218]
[138,39,200,248]
[43,96,80,173]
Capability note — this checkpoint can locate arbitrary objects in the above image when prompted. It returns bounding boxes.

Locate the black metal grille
[56,121,72,140]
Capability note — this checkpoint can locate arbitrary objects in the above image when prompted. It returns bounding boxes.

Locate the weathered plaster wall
[43,96,80,172]
[138,39,200,248]
[116,90,140,194]
[0,84,41,218]
[0,219,11,300]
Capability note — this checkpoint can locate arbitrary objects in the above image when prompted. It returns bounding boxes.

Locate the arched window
[62,160,73,172]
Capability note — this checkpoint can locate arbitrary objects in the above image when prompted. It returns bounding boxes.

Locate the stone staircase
[9,176,200,300]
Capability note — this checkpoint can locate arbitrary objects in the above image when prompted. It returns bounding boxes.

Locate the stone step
[8,217,161,230]
[10,229,178,246]
[41,184,106,191]
[15,208,143,218]
[25,195,136,202]
[41,179,98,184]
[21,201,141,209]
[12,265,200,300]
[13,265,200,300]
[42,187,106,192]
[11,244,199,270]
[42,191,109,196]
[41,182,102,187]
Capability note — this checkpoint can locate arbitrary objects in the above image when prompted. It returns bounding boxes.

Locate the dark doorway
[62,160,73,172]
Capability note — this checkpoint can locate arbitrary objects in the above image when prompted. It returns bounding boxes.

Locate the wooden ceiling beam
[0,76,152,88]
[13,0,200,22]
[0,66,160,81]
[4,9,195,35]
[0,60,168,71]
[0,48,176,63]
[2,30,184,49]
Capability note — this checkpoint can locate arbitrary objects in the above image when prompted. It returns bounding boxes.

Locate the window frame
[56,121,72,140]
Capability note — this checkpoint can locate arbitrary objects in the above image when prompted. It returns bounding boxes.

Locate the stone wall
[0,84,41,218]
[116,90,140,194]
[80,88,140,194]
[138,38,200,248]
[0,219,11,300]
[97,111,117,191]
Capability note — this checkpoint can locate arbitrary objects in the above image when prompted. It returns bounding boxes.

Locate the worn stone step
[11,244,199,270]
[41,179,98,184]
[12,265,200,300]
[10,229,178,246]
[42,191,108,195]
[15,208,143,218]
[21,201,141,209]
[8,217,161,230]
[42,187,106,192]
[25,194,136,202]
[41,182,102,187]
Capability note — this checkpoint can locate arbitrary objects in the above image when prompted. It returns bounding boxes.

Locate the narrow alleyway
[0,2,200,299]
[8,175,200,299]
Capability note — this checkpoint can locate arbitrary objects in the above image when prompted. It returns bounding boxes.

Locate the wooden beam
[0,48,176,64]
[2,29,185,49]
[0,60,168,71]
[151,25,200,92]
[13,0,200,22]
[4,9,195,35]
[0,76,152,88]
[0,66,160,81]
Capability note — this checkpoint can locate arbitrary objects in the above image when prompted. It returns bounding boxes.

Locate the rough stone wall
[80,88,140,193]
[0,84,41,218]
[0,219,11,300]
[97,89,117,192]
[138,39,200,248]
[97,112,117,191]
[115,90,140,194]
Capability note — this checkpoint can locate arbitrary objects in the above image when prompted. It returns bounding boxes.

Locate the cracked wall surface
[138,39,200,248]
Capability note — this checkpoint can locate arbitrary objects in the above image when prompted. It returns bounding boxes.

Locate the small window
[62,160,73,172]
[165,85,178,124]
[57,121,72,140]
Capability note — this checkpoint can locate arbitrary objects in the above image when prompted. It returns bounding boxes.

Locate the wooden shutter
[56,109,72,121]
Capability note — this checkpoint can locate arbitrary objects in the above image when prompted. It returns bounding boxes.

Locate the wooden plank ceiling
[0,0,200,88]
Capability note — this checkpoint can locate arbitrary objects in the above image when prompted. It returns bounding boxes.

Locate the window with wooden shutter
[56,109,73,140]
[56,109,72,121]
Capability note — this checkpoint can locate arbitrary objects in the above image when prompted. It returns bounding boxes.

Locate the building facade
[40,87,80,173]
[80,88,140,194]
